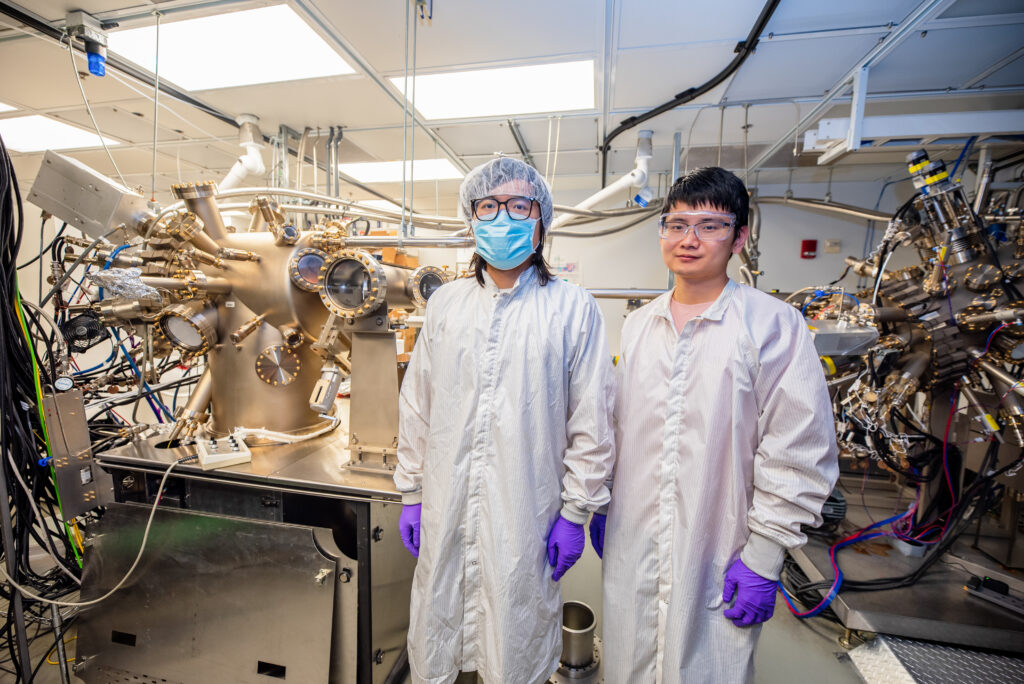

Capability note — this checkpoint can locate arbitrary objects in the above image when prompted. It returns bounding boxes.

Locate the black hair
[471,219,553,286]
[662,166,749,229]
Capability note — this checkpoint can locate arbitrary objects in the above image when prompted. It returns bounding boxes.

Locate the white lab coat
[602,280,838,684]
[395,266,616,684]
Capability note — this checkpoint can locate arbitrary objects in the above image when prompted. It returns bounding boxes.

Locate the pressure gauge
[157,303,218,354]
[289,248,328,292]
[408,265,449,308]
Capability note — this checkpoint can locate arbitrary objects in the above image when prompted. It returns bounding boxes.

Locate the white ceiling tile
[0,37,141,109]
[939,0,1024,19]
[617,0,764,49]
[978,55,1024,88]
[50,106,186,145]
[197,75,406,130]
[723,33,885,101]
[764,0,921,34]
[312,0,601,74]
[342,127,441,161]
[612,43,736,109]
[867,26,1024,92]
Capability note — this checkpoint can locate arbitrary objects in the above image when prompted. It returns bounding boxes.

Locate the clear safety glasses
[471,196,537,222]
[658,211,737,242]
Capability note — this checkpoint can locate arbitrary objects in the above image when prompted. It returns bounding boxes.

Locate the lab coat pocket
[704,561,728,610]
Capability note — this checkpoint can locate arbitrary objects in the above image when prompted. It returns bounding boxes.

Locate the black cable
[15,221,66,270]
[597,0,781,186]
[1,132,85,681]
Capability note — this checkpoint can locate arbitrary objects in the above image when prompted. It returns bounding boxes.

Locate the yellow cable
[45,635,77,665]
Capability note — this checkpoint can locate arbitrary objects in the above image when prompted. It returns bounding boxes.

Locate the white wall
[544,180,918,355]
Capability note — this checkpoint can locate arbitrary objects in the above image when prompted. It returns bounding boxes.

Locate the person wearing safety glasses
[594,167,838,683]
[394,157,616,684]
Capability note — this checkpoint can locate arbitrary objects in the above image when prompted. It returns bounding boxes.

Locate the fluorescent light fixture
[107,4,354,91]
[390,60,595,119]
[338,159,464,183]
[0,101,16,113]
[0,115,119,153]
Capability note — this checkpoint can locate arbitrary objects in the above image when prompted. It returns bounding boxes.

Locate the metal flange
[318,249,386,319]
[157,302,218,355]
[254,345,301,386]
[407,265,449,308]
[289,247,328,293]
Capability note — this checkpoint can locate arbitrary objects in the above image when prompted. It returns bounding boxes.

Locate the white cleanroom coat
[602,280,838,684]
[395,266,616,684]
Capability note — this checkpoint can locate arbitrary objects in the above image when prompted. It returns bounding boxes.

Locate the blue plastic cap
[87,52,106,77]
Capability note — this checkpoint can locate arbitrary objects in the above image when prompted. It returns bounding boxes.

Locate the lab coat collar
[481,264,538,294]
[652,278,738,324]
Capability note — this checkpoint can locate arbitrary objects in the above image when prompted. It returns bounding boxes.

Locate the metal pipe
[973,354,1024,398]
[50,604,71,684]
[898,352,931,380]
[875,307,909,322]
[671,131,682,183]
[756,196,891,222]
[167,368,214,442]
[553,203,657,217]
[959,310,1024,326]
[176,192,229,240]
[230,315,266,345]
[333,129,343,200]
[588,288,667,299]
[212,188,465,228]
[295,126,311,192]
[325,127,335,197]
[140,276,233,295]
[974,154,993,215]
[342,236,474,248]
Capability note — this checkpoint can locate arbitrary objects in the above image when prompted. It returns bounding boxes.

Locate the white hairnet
[458,157,554,231]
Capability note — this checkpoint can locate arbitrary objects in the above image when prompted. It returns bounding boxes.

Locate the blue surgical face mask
[472,212,538,271]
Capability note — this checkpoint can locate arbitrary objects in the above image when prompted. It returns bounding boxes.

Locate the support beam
[747,0,959,174]
[506,119,536,168]
[961,45,1024,89]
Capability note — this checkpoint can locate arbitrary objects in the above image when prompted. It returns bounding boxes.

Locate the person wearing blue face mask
[394,157,616,684]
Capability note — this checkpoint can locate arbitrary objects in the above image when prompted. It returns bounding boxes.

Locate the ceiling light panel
[0,115,120,153]
[337,159,464,183]
[0,101,16,113]
[107,5,354,91]
[390,60,596,119]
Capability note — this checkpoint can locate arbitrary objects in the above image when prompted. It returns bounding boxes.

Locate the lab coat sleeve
[394,308,434,505]
[741,306,839,580]
[560,296,617,525]
[596,347,629,516]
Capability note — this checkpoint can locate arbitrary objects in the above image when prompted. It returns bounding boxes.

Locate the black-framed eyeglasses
[471,196,537,222]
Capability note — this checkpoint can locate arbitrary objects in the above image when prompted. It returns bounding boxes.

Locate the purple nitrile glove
[547,516,585,581]
[722,558,777,627]
[589,513,607,559]
[399,504,422,558]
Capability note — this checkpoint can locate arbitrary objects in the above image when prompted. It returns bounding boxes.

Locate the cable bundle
[1,135,85,679]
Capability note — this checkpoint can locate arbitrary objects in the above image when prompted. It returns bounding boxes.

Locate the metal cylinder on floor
[561,601,596,669]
